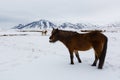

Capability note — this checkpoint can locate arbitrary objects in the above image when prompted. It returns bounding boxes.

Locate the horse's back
[68,31,107,51]
[87,31,107,42]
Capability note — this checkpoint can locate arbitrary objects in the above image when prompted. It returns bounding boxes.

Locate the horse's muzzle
[49,39,53,42]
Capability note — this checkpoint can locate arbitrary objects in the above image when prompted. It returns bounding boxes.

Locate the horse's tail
[98,36,108,69]
[103,36,108,56]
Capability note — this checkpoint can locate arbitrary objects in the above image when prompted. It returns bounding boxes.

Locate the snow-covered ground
[0,30,120,80]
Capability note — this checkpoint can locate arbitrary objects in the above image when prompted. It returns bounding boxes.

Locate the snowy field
[0,30,120,80]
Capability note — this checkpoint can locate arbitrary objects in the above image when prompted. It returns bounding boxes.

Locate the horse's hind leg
[92,55,98,66]
[75,51,82,63]
[98,49,107,69]
[98,38,108,69]
[92,44,101,67]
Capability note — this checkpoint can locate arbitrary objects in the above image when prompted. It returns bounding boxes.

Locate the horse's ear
[56,28,59,32]
[52,27,55,30]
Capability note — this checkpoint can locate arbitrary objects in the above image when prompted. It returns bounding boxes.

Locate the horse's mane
[59,30,78,37]
[90,30,102,33]
[58,29,103,39]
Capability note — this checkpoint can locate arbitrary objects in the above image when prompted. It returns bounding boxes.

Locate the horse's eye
[49,36,53,39]
[49,36,51,39]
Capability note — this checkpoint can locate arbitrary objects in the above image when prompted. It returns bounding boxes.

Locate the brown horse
[49,28,108,69]
[41,30,47,36]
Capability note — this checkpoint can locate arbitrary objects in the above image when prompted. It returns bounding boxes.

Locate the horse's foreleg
[75,51,82,63]
[69,50,74,64]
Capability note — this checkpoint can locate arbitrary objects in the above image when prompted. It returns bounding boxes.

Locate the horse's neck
[58,31,72,46]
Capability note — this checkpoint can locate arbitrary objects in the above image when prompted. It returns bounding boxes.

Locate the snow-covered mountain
[59,22,78,29]
[58,22,101,30]
[13,19,120,30]
[106,23,120,28]
[13,19,57,30]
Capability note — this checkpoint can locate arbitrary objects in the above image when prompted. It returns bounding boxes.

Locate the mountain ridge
[13,19,120,30]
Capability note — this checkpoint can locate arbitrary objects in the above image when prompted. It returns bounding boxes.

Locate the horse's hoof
[98,67,103,69]
[91,64,96,66]
[71,63,74,65]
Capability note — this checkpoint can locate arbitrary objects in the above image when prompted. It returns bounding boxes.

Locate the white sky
[0,0,120,29]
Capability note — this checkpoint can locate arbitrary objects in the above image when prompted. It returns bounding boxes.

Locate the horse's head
[49,28,59,43]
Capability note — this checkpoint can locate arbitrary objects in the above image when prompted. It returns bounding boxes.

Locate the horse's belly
[74,42,92,51]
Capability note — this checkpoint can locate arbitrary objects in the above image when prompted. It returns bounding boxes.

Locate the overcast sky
[0,0,120,29]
